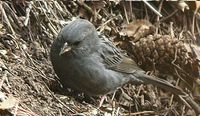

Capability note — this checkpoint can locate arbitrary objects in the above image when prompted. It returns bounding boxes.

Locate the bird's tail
[131,71,184,95]
[131,71,200,114]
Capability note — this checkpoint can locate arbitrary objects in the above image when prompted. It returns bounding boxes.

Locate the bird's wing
[99,36,187,96]
[99,36,142,74]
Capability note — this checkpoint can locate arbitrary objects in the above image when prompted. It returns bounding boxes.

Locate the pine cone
[116,34,199,77]
[128,34,187,66]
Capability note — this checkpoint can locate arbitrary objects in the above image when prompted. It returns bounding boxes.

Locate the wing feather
[99,36,142,74]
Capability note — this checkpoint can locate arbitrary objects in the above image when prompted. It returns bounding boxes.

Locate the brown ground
[0,1,200,115]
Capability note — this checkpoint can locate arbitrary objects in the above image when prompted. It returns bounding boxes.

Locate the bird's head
[57,19,99,56]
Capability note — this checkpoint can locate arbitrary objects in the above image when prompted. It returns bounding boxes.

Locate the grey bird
[50,19,184,96]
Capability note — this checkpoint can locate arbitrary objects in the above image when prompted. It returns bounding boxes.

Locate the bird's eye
[73,41,81,46]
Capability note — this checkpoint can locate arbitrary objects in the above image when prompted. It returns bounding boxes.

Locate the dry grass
[0,1,200,115]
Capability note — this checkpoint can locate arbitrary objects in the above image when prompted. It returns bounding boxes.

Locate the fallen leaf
[120,19,155,42]
[0,96,17,110]
[176,1,189,12]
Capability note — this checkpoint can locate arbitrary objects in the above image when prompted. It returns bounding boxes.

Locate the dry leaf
[90,1,106,10]
[176,1,189,12]
[0,96,17,110]
[190,44,200,60]
[194,78,200,97]
[187,1,200,13]
[120,20,155,42]
[194,1,200,12]
[0,92,6,101]
[185,43,200,61]
[0,50,7,56]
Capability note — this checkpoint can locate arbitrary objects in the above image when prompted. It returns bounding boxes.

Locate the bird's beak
[59,42,72,56]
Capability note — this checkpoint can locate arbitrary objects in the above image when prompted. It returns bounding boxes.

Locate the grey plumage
[50,19,184,96]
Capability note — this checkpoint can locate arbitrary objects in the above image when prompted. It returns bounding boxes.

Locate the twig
[191,3,199,41]
[122,110,155,116]
[129,2,134,20]
[171,47,194,83]
[179,94,200,114]
[76,1,101,19]
[37,0,58,36]
[143,0,162,17]
[56,1,73,18]
[160,9,179,22]
[169,73,180,106]
[76,1,93,15]
[18,106,39,116]
[13,100,19,116]
[0,2,16,36]
[170,46,200,114]
[155,0,163,34]
[97,17,114,33]
[170,22,175,38]
[116,107,120,116]
[3,2,23,29]
[0,70,7,89]
[195,17,200,37]
[48,22,58,36]
[24,1,33,26]
[123,1,129,24]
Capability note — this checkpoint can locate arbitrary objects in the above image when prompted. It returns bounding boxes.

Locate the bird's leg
[98,95,107,108]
